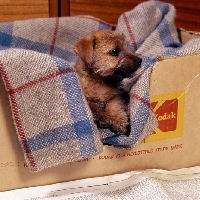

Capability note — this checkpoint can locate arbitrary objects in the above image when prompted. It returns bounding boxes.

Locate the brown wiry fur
[73,30,142,134]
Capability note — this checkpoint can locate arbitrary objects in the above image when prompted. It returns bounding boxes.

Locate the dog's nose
[134,58,142,67]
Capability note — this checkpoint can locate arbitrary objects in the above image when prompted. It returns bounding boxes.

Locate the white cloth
[1,166,200,199]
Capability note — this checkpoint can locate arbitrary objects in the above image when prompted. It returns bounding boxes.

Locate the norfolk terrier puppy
[73,30,142,134]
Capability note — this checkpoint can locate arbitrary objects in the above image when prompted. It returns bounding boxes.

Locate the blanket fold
[0,49,103,172]
[0,1,200,172]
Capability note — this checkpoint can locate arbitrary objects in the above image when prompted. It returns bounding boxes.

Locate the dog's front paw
[110,115,129,134]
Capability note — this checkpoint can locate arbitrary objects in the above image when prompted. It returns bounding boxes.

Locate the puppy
[73,30,142,134]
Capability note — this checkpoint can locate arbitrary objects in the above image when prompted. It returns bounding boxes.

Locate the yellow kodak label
[144,91,185,143]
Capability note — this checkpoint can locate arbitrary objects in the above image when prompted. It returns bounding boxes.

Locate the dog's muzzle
[134,57,142,68]
[113,57,142,82]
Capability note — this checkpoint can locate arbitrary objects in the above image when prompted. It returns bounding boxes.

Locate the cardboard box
[0,30,200,192]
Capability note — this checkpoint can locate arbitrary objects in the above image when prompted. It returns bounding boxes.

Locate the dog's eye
[109,47,121,56]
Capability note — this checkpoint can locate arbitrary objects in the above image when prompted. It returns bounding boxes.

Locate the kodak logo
[151,99,178,132]
[156,112,176,121]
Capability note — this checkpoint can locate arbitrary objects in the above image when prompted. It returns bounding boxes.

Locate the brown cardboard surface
[178,28,200,44]
[1,53,200,192]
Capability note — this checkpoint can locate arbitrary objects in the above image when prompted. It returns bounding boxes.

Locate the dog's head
[74,30,142,82]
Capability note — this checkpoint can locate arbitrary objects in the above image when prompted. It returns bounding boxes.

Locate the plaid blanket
[0,1,200,172]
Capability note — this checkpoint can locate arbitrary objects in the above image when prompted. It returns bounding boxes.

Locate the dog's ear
[74,35,96,65]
